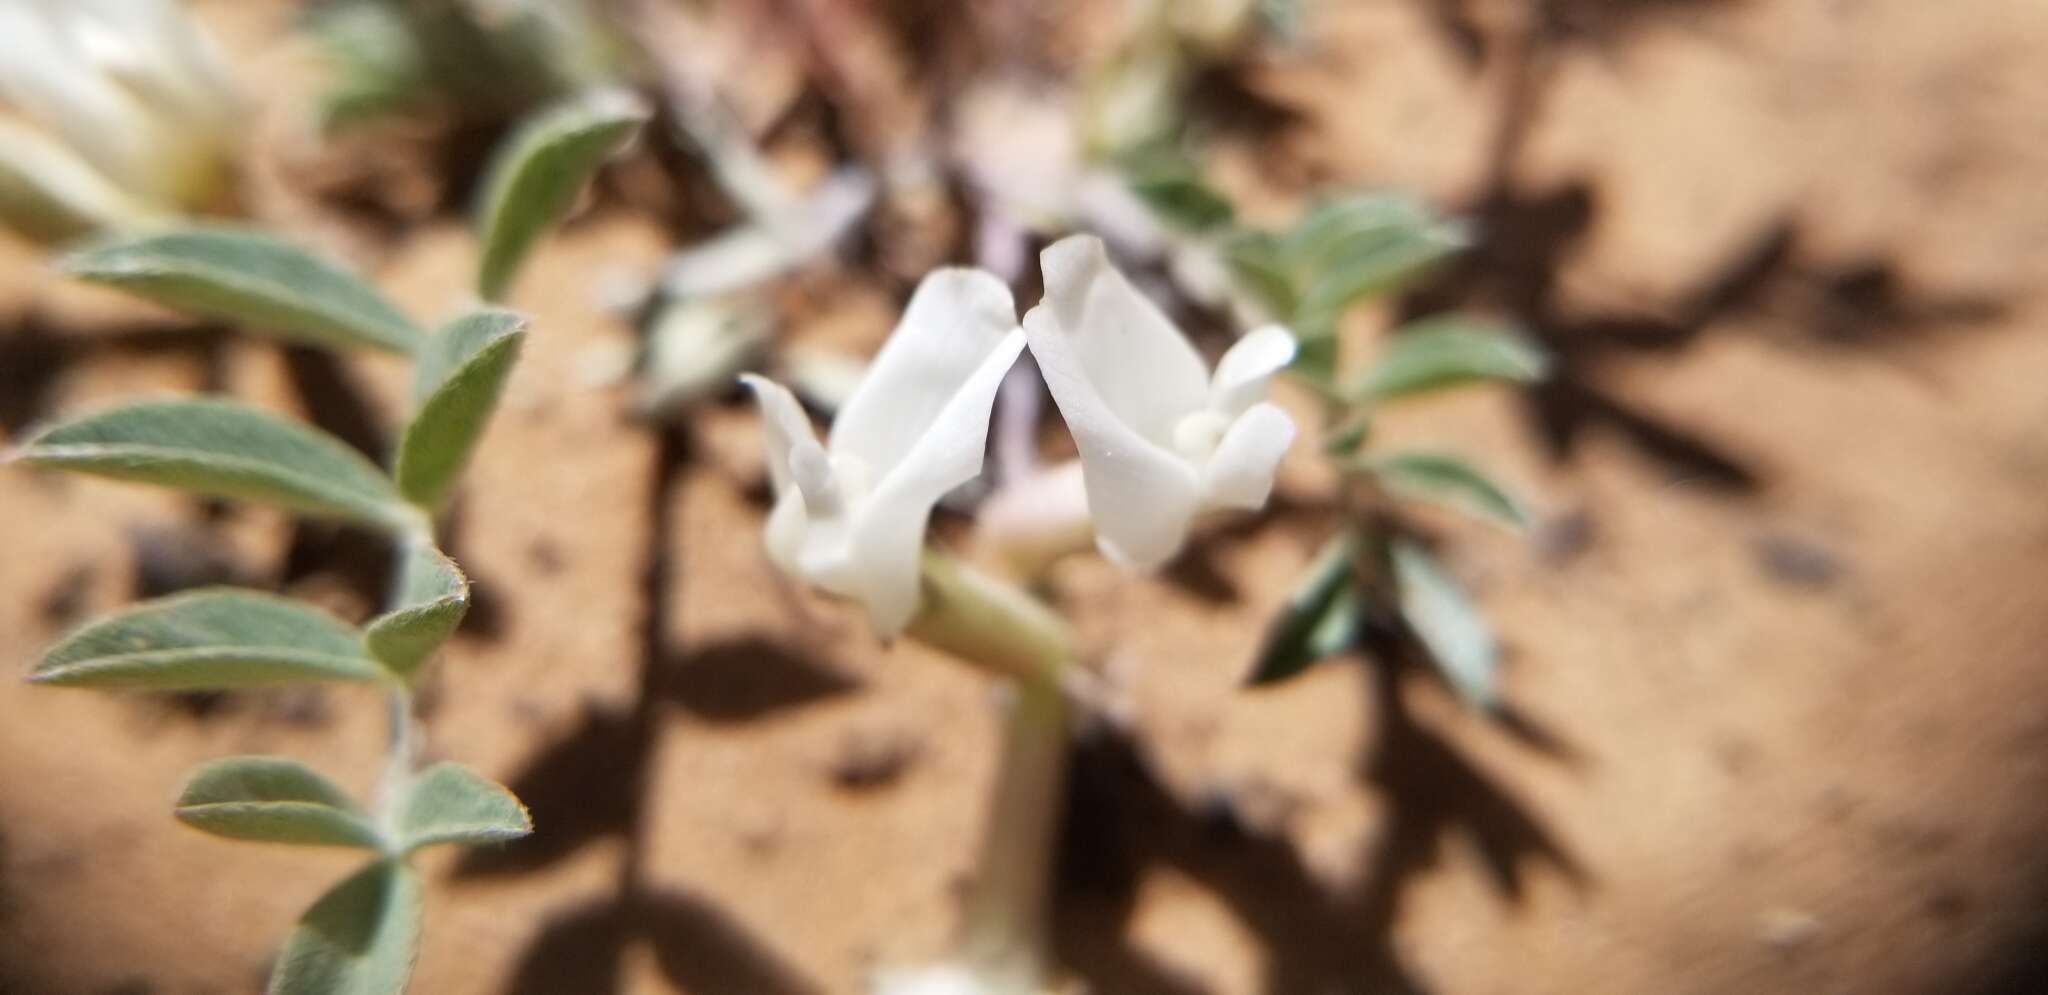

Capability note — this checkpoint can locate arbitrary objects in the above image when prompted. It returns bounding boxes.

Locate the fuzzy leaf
[474,88,648,301]
[15,397,416,532]
[1353,317,1548,402]
[58,226,421,353]
[362,544,468,680]
[394,763,531,853]
[394,309,528,508]
[1368,451,1529,529]
[1246,535,1358,686]
[175,757,384,850]
[32,589,383,689]
[1392,539,1497,709]
[269,860,422,995]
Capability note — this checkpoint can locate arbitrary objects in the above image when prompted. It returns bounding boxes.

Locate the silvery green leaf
[1222,230,1298,319]
[474,88,648,301]
[15,397,417,532]
[1280,191,1434,273]
[394,309,527,509]
[1295,226,1465,322]
[1353,316,1548,402]
[269,860,422,995]
[175,756,384,850]
[305,0,431,130]
[32,589,384,689]
[58,226,422,354]
[1246,535,1357,686]
[1392,538,1498,709]
[0,119,159,244]
[394,763,531,853]
[362,543,468,681]
[1367,451,1529,529]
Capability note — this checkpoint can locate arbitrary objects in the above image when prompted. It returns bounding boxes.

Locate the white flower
[743,269,1025,635]
[0,0,241,231]
[1022,234,1297,569]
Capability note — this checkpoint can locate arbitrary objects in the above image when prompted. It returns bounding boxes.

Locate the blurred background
[2,0,2047,992]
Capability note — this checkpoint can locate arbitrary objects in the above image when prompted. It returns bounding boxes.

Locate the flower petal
[1038,234,1210,446]
[1201,402,1296,511]
[849,330,1028,635]
[737,373,821,495]
[1023,304,1201,571]
[1210,324,1297,416]
[830,268,1018,481]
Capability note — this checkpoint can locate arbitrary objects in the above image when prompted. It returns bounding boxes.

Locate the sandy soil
[3,1,2048,993]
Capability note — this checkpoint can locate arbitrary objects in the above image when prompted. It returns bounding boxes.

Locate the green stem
[900,550,1076,992]
[372,533,429,839]
[954,672,1069,992]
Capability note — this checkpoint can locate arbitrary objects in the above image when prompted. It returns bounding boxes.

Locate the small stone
[829,724,921,790]
[1753,533,1844,588]
[1757,907,1822,953]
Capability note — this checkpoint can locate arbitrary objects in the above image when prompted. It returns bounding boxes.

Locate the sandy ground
[3,1,2048,993]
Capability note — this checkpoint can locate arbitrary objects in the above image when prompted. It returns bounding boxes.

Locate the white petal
[1210,324,1298,416]
[1201,402,1296,511]
[738,373,821,494]
[1038,234,1210,447]
[847,330,1027,636]
[830,268,1017,480]
[1023,304,1201,571]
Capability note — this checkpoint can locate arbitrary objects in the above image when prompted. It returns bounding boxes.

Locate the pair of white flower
[0,0,241,239]
[743,235,1298,635]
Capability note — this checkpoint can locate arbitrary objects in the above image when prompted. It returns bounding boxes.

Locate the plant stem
[954,672,1070,993]
[372,533,429,836]
[898,550,1076,993]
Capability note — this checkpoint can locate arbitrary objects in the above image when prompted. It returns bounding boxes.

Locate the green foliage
[1352,316,1547,402]
[474,89,648,301]
[394,763,531,853]
[59,226,422,354]
[362,544,469,681]
[270,860,423,995]
[307,0,627,131]
[1246,535,1362,686]
[1124,155,1235,234]
[175,757,385,850]
[394,309,528,509]
[1392,539,1497,709]
[1365,451,1529,529]
[32,589,384,689]
[15,397,418,533]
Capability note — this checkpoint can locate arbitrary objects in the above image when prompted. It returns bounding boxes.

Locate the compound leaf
[32,589,383,689]
[59,226,421,354]
[175,756,384,850]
